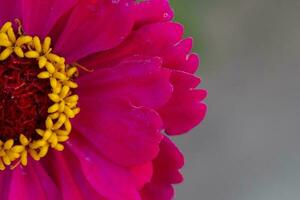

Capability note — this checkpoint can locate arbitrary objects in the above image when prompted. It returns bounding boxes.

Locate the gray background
[172,0,300,199]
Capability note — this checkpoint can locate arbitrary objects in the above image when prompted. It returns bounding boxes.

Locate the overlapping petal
[78,57,173,109]
[22,0,78,38]
[79,21,206,135]
[42,150,103,200]
[67,134,141,200]
[159,71,207,135]
[0,0,206,199]
[8,162,61,200]
[54,0,135,62]
[141,137,184,200]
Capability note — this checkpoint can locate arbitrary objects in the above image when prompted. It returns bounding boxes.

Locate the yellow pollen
[0,21,80,171]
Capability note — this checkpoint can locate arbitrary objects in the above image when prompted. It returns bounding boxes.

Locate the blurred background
[171,0,300,199]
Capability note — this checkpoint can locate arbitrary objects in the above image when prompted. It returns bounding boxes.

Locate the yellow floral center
[0,21,80,170]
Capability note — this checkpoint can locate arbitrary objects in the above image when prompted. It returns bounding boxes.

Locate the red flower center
[0,21,80,170]
[0,55,51,141]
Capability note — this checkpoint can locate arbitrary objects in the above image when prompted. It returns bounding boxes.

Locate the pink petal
[79,21,206,134]
[22,0,78,38]
[131,162,153,190]
[160,37,194,70]
[80,22,184,69]
[0,169,12,199]
[150,137,184,184]
[8,162,61,200]
[132,0,174,24]
[141,137,183,200]
[80,22,198,73]
[42,150,105,200]
[73,58,169,166]
[67,135,141,200]
[54,0,134,62]
[53,0,174,62]
[159,71,207,135]
[78,57,172,109]
[73,97,163,166]
[183,53,200,74]
[141,184,174,200]
[0,0,22,25]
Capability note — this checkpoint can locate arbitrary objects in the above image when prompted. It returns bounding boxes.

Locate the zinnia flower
[0,0,206,199]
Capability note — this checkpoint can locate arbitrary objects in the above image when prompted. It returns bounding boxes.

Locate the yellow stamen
[16,35,32,46]
[42,37,51,53]
[0,20,80,171]
[0,22,12,33]
[0,48,13,61]
[33,36,42,52]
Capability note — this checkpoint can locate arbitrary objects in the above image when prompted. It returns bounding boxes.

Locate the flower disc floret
[0,21,80,170]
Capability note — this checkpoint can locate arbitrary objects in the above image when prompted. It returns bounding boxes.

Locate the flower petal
[0,0,22,25]
[159,71,207,135]
[67,134,141,200]
[141,137,184,200]
[80,21,198,72]
[132,0,174,24]
[73,97,163,166]
[131,162,153,190]
[8,162,61,200]
[142,184,174,200]
[80,22,184,69]
[77,20,207,135]
[42,150,105,200]
[78,57,172,109]
[54,0,134,62]
[75,58,170,166]
[22,0,78,38]
[0,169,12,199]
[151,137,184,184]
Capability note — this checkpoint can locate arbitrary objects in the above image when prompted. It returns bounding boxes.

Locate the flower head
[0,0,206,199]
[0,21,79,170]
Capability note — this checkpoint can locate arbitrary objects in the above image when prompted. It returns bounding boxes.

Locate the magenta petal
[67,135,141,200]
[74,58,168,166]
[131,162,153,190]
[142,184,174,200]
[160,71,207,135]
[42,150,105,200]
[45,153,84,200]
[78,57,172,109]
[80,22,184,69]
[73,97,163,166]
[183,53,200,74]
[150,137,184,184]
[0,0,206,199]
[8,163,61,200]
[78,21,206,136]
[132,0,174,24]
[160,37,194,69]
[0,169,11,199]
[161,90,207,135]
[0,0,22,25]
[54,0,134,62]
[22,0,78,38]
[80,22,198,73]
[141,137,183,200]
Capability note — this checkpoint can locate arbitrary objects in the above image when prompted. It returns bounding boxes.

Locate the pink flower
[0,0,206,199]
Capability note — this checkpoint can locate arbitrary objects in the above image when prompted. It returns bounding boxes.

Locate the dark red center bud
[0,55,51,141]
